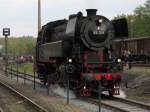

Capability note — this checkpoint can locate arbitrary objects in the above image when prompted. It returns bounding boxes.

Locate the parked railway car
[113,37,150,63]
[35,9,128,96]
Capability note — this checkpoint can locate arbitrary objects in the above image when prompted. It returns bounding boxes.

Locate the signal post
[3,28,10,75]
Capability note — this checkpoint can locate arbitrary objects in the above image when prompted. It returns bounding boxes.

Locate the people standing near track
[124,49,132,70]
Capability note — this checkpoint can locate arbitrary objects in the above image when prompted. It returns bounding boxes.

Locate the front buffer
[80,72,122,97]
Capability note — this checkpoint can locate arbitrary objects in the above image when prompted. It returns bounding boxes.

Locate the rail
[79,96,150,112]
[0,80,49,112]
[6,67,42,85]
[131,64,150,68]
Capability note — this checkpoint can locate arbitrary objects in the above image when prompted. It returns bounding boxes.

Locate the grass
[11,62,34,75]
[123,67,150,103]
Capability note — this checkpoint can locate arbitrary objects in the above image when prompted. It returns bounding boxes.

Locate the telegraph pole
[38,0,41,33]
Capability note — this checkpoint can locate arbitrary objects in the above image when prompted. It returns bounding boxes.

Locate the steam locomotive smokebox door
[39,40,71,61]
[66,17,77,37]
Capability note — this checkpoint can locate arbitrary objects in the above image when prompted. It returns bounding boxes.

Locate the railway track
[0,107,4,112]
[0,80,49,112]
[1,62,150,112]
[79,96,150,112]
[6,68,42,85]
[132,63,150,68]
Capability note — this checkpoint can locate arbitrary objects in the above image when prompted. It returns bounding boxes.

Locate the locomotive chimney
[86,9,97,16]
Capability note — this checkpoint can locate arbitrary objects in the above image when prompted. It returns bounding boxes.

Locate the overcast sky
[0,0,147,37]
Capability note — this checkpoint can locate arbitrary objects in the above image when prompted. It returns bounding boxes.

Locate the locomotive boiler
[35,9,128,96]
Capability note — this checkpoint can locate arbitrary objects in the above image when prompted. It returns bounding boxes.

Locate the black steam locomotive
[35,9,128,96]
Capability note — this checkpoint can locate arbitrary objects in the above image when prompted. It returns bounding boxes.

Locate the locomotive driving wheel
[108,90,113,97]
[49,74,61,84]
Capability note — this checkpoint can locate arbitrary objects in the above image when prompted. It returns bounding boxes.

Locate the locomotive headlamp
[98,19,103,23]
[96,19,103,26]
[117,59,122,63]
[68,58,72,63]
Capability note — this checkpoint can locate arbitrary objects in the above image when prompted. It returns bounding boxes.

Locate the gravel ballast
[0,73,113,112]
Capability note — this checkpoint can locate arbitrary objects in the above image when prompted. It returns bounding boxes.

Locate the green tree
[134,0,150,37]
[0,37,36,56]
[114,0,150,38]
